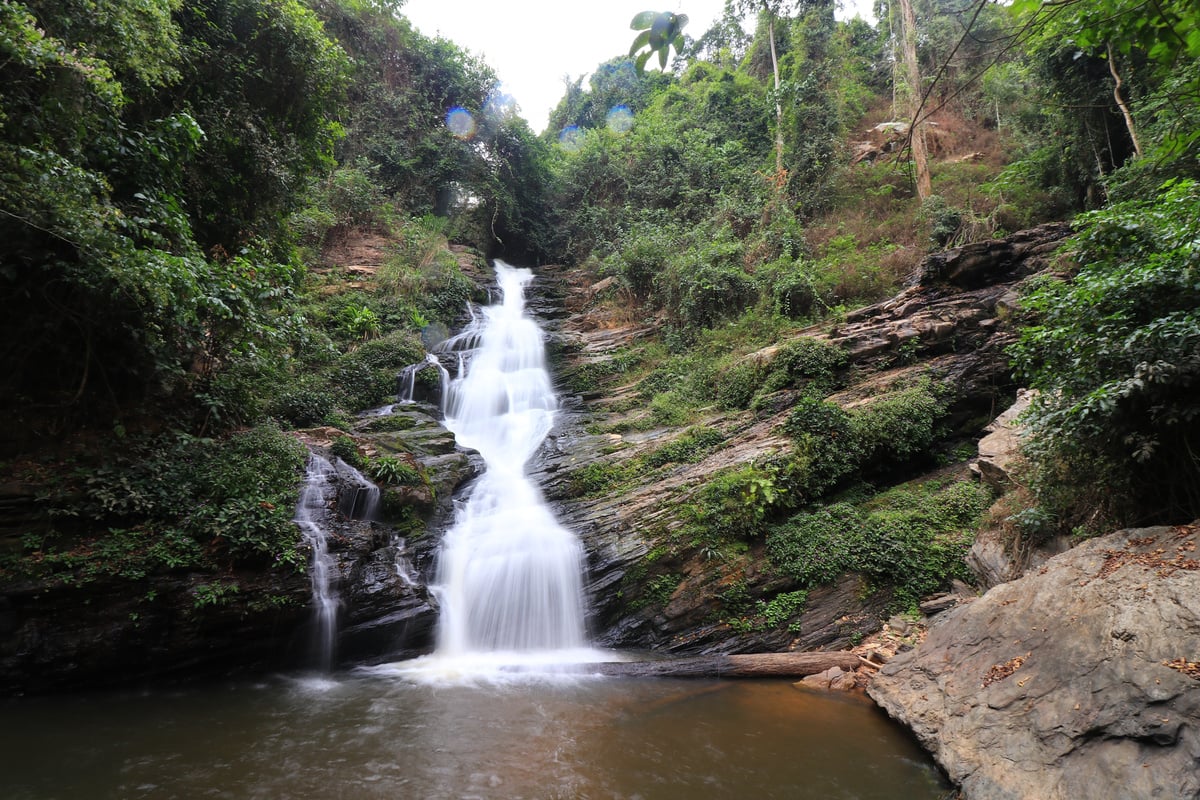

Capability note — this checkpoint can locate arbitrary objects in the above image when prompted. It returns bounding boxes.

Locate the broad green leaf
[630,10,657,29]
[629,29,650,57]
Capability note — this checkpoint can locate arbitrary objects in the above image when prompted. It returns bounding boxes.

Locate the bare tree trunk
[1106,42,1143,160]
[898,0,931,200]
[572,651,863,679]
[764,1,785,177]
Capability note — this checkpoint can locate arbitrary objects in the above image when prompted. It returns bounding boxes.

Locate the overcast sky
[401,0,877,134]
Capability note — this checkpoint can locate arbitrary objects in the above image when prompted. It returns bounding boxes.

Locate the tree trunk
[571,651,862,679]
[1106,42,1143,160]
[764,1,785,178]
[897,0,931,200]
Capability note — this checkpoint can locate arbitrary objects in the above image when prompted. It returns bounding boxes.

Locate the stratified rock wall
[868,522,1200,800]
[536,223,1072,653]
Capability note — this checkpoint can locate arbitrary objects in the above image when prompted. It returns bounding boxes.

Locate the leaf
[658,44,668,69]
[635,50,651,73]
[629,29,650,58]
[630,11,657,29]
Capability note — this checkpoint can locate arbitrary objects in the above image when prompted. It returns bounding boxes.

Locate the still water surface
[2,670,949,799]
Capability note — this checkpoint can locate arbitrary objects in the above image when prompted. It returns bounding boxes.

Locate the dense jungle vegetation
[1,0,1197,618]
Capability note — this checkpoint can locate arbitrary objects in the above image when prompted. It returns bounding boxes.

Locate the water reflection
[2,676,948,799]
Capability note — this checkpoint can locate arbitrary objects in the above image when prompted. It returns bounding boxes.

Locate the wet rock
[869,522,1200,800]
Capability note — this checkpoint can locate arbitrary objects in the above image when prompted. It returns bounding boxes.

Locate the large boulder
[868,522,1200,800]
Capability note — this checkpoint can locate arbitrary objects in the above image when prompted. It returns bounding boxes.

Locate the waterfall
[334,458,380,521]
[397,353,451,410]
[294,454,340,671]
[294,452,384,670]
[432,261,588,656]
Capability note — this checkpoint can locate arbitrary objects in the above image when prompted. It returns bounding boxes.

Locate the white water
[397,352,451,410]
[294,454,340,671]
[334,457,380,521]
[426,261,590,666]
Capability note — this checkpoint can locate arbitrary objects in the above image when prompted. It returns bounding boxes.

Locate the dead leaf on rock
[982,652,1030,688]
[1163,658,1200,681]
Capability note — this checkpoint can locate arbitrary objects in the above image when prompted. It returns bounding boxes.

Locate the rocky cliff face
[0,222,1076,691]
[524,222,1072,654]
[868,522,1200,800]
[0,402,476,693]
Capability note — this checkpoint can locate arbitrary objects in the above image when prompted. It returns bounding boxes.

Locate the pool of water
[1,667,949,799]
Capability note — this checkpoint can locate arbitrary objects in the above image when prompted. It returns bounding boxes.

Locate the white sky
[400,0,876,134]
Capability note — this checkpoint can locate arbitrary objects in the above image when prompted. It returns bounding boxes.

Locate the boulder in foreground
[869,522,1200,800]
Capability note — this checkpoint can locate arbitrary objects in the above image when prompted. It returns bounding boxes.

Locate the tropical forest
[1,0,1198,797]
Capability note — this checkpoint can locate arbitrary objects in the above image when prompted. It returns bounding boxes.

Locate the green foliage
[367,455,425,487]
[849,382,947,469]
[766,502,864,587]
[726,588,809,634]
[643,427,726,467]
[782,396,861,496]
[763,337,848,395]
[648,391,693,427]
[330,435,360,466]
[568,460,640,497]
[766,479,992,608]
[629,10,688,72]
[778,382,947,503]
[715,360,769,411]
[9,423,308,585]
[0,0,346,432]
[1011,179,1200,527]
[272,387,337,428]
[688,463,785,540]
[193,580,241,609]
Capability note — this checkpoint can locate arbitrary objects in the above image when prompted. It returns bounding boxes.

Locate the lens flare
[557,125,584,152]
[446,107,476,139]
[606,105,634,134]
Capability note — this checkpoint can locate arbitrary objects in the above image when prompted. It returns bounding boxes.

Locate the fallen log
[576,651,861,679]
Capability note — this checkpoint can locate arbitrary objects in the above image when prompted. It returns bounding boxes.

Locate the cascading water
[335,459,381,521]
[431,261,589,658]
[294,454,340,671]
[293,451,384,671]
[397,353,451,409]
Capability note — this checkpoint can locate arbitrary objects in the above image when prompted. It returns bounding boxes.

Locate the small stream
[0,673,950,799]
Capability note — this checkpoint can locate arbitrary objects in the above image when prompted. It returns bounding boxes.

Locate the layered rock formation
[534,222,1072,654]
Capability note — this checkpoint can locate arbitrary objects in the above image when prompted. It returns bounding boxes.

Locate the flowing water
[430,261,589,660]
[293,452,382,671]
[0,261,952,797]
[293,453,341,671]
[0,674,950,799]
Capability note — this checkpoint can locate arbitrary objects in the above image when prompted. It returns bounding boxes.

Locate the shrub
[688,463,784,540]
[368,455,424,487]
[330,435,360,466]
[766,503,865,586]
[766,480,992,608]
[715,360,768,410]
[20,423,309,584]
[782,396,862,496]
[1010,179,1200,528]
[272,386,336,427]
[850,382,946,469]
[766,337,848,394]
